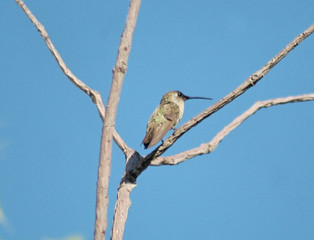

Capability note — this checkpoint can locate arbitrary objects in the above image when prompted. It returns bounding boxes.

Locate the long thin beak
[185,95,212,100]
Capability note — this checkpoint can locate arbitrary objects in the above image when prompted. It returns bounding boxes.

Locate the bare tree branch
[110,150,139,240]
[125,23,314,180]
[151,94,314,165]
[14,0,135,239]
[14,0,130,155]
[94,0,141,239]
[108,1,142,238]
[153,23,314,159]
[110,24,314,240]
[15,1,97,100]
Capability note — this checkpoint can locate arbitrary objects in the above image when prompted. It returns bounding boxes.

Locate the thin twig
[151,94,314,165]
[153,23,314,158]
[14,0,131,154]
[15,0,95,96]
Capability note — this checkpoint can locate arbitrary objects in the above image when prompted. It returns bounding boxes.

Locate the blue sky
[1,0,314,239]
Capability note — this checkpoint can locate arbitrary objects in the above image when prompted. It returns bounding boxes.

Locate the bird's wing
[146,120,172,148]
[145,103,179,148]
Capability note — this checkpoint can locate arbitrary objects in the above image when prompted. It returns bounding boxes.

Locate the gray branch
[111,24,314,240]
[94,0,141,239]
[14,0,130,154]
[151,94,314,165]
[127,24,314,180]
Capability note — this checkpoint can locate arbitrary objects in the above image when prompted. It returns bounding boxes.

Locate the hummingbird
[141,91,212,149]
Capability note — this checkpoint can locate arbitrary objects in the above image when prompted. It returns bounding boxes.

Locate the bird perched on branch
[142,91,212,149]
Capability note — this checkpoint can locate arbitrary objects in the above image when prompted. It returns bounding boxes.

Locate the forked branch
[15,0,130,154]
[154,24,314,159]
[151,94,314,165]
[125,23,314,181]
[110,27,314,240]
[94,0,141,239]
[15,0,136,239]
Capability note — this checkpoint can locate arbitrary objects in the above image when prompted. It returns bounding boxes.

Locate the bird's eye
[178,92,182,96]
